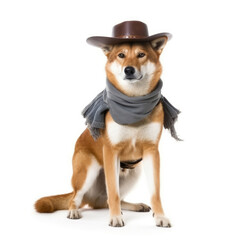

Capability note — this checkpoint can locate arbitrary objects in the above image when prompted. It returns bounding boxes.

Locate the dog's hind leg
[119,166,151,212]
[68,152,101,219]
[121,200,151,212]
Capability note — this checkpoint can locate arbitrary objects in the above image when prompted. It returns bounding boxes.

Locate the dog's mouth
[124,74,143,81]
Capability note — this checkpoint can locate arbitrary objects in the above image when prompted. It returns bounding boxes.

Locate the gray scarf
[82,79,181,140]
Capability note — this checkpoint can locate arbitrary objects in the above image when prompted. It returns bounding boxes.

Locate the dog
[35,21,178,228]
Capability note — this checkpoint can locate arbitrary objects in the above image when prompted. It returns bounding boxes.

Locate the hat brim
[86,32,172,48]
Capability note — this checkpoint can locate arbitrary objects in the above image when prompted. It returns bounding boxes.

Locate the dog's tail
[35,192,73,213]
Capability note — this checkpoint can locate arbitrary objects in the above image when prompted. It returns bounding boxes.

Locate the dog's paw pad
[109,215,125,227]
[67,209,82,219]
[154,214,171,227]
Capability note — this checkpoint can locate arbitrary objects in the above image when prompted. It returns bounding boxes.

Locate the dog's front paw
[67,209,82,219]
[109,215,125,227]
[154,214,171,227]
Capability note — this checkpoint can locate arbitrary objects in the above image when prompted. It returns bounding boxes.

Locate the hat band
[116,34,147,39]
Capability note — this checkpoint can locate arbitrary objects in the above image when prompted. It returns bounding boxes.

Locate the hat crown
[112,21,149,39]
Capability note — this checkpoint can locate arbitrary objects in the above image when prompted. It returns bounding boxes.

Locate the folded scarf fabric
[82,79,181,140]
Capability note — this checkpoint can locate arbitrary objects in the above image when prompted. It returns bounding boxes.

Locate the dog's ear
[151,36,168,54]
[102,45,113,56]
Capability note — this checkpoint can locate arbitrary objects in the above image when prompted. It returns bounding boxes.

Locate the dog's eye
[118,53,125,58]
[137,52,145,58]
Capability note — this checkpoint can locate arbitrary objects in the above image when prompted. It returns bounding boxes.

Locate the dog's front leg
[103,145,124,227]
[143,148,171,227]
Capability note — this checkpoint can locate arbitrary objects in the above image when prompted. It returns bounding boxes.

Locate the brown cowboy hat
[86,20,172,48]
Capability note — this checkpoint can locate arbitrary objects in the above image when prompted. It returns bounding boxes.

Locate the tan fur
[35,37,171,227]
[35,192,73,213]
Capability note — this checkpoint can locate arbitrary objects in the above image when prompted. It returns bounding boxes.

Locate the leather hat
[87,20,172,48]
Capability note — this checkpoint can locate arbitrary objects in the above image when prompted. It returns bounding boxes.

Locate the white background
[0,0,240,239]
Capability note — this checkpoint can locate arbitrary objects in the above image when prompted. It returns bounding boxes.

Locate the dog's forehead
[114,43,150,52]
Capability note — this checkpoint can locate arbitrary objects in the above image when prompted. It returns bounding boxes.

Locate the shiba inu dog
[35,21,179,227]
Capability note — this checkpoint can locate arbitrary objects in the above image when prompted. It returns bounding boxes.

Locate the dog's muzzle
[124,66,142,80]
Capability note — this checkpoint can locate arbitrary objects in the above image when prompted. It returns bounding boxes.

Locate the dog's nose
[124,66,135,76]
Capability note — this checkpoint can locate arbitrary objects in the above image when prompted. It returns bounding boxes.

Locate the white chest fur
[107,121,161,145]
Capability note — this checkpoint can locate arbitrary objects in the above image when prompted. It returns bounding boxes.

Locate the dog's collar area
[120,159,143,169]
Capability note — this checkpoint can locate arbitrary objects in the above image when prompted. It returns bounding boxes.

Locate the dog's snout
[124,66,135,76]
